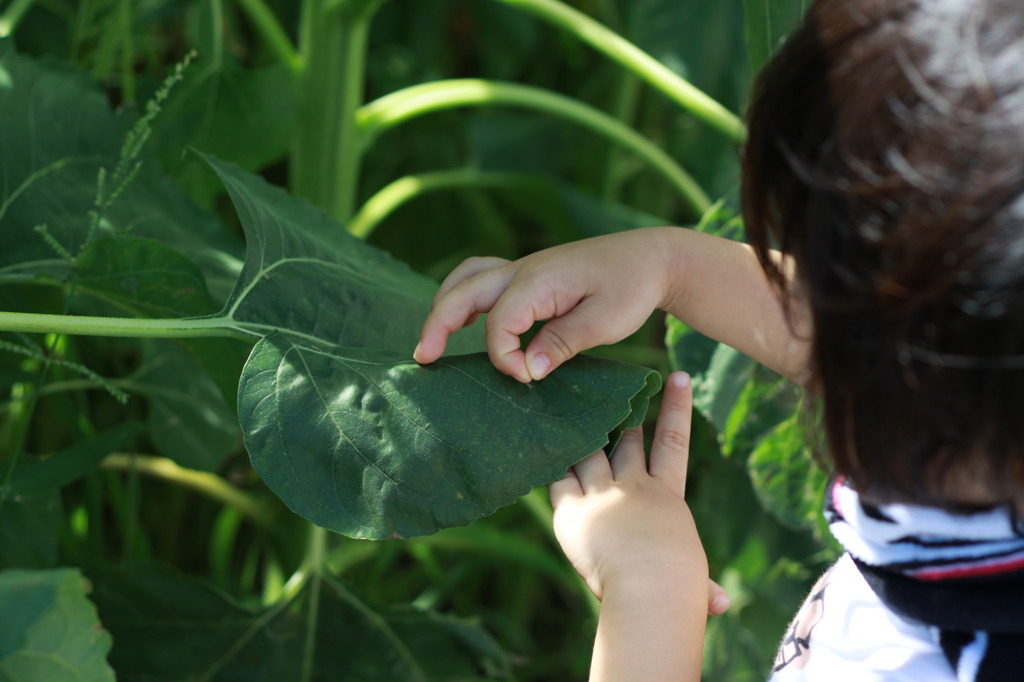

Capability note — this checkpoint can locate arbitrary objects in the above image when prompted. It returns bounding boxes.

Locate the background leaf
[0,38,242,303]
[0,495,62,571]
[87,562,512,681]
[748,413,827,529]
[743,0,810,73]
[240,335,660,539]
[0,568,114,682]
[7,422,143,498]
[129,343,241,471]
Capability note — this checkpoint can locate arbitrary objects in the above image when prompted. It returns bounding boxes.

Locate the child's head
[741,0,1024,509]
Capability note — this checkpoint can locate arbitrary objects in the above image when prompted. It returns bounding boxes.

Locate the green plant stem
[118,0,135,104]
[0,352,52,513]
[301,525,327,682]
[0,311,249,340]
[291,0,382,223]
[487,0,746,142]
[100,454,278,530]
[359,79,711,215]
[600,73,641,201]
[0,0,35,37]
[348,169,537,239]
[232,0,302,73]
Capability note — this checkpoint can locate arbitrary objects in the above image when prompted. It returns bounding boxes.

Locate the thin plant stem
[118,0,135,104]
[101,454,279,530]
[359,79,711,215]
[0,0,36,37]
[0,348,55,514]
[486,0,746,142]
[301,525,327,682]
[232,0,302,73]
[348,169,536,239]
[323,573,427,681]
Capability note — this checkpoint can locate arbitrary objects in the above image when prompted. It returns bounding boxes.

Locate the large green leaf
[743,0,809,74]
[200,156,661,538]
[240,333,660,539]
[87,562,512,681]
[0,568,115,682]
[204,154,477,355]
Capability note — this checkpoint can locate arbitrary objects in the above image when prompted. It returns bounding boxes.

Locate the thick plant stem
[359,79,711,215]
[487,0,746,142]
[291,0,381,224]
[348,170,536,239]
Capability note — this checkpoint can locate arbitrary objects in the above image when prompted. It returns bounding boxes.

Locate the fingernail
[412,340,423,361]
[527,353,551,381]
[712,591,731,614]
[671,372,691,389]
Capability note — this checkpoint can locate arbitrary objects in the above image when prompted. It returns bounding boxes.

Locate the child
[414,0,1024,679]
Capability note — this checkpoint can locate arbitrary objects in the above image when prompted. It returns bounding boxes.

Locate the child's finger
[648,372,693,494]
[519,296,617,381]
[485,280,588,383]
[549,469,583,509]
[414,264,518,367]
[570,450,613,493]
[609,426,646,479]
[432,256,511,306]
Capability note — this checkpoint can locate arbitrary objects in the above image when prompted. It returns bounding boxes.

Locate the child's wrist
[648,226,693,314]
[599,552,709,603]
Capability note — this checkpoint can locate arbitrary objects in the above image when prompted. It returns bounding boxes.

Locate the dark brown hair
[742,0,1024,508]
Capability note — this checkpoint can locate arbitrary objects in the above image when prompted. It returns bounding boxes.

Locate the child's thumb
[523,301,607,380]
[708,579,731,616]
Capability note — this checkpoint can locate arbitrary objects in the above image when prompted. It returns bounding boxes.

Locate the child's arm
[551,372,708,681]
[414,226,811,385]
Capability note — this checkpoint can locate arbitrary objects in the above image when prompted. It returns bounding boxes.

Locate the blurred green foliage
[0,0,830,679]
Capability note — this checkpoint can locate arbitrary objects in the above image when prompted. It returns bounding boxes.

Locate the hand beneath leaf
[550,372,725,615]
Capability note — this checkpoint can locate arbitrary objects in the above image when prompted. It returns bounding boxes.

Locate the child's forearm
[590,567,707,681]
[654,227,811,385]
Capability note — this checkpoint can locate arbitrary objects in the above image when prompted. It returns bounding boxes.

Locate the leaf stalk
[359,79,711,215]
[101,454,278,530]
[348,169,537,239]
[0,0,34,37]
[232,0,303,73]
[0,311,249,340]
[485,0,747,142]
